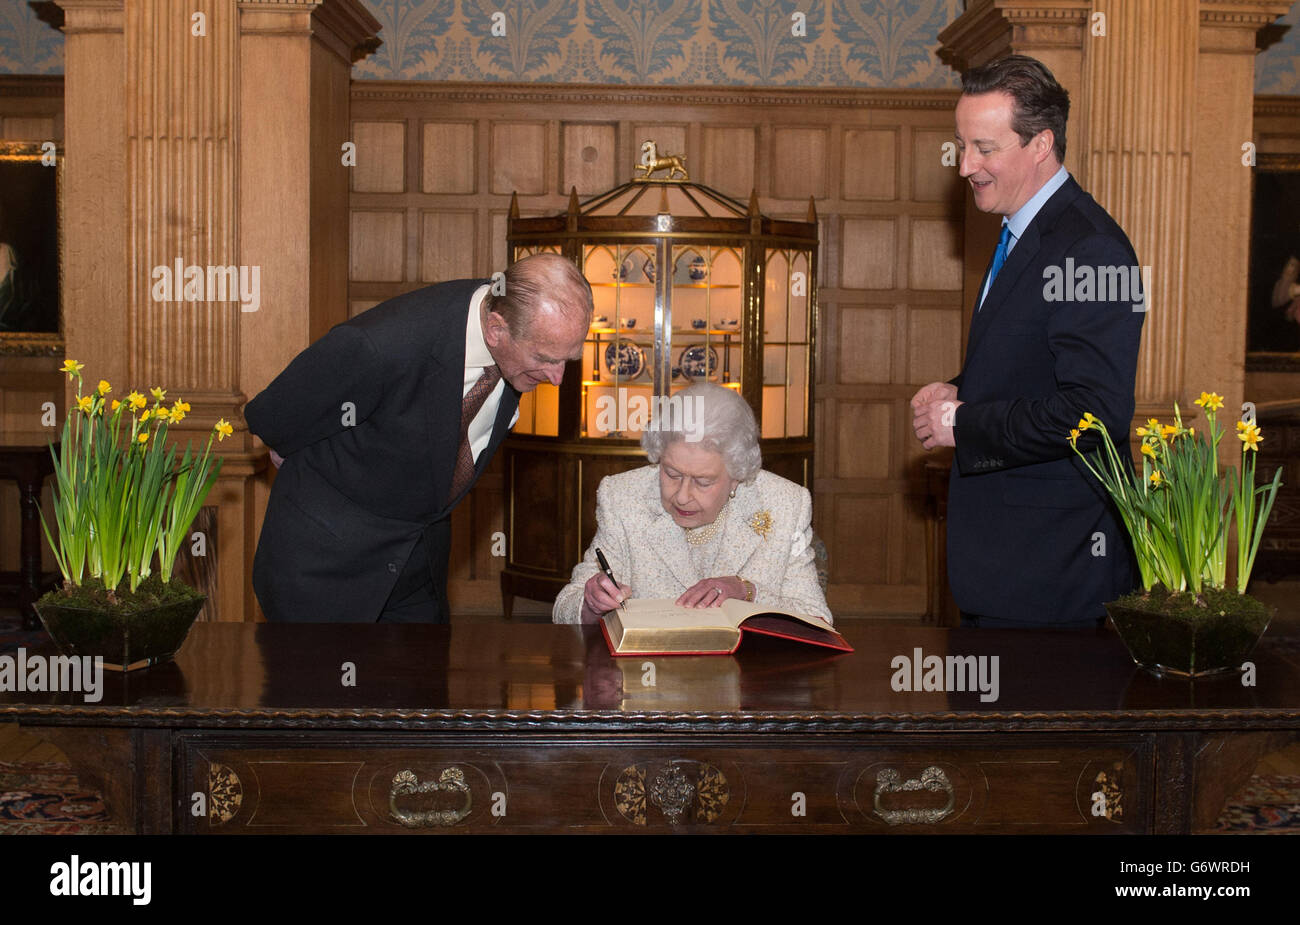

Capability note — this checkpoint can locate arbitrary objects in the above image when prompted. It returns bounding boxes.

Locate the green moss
[1114,585,1272,623]
[39,574,203,615]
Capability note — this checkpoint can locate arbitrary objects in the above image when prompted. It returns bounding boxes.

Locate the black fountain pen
[594,548,627,613]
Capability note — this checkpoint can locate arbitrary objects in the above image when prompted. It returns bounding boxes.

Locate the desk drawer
[177,732,1152,833]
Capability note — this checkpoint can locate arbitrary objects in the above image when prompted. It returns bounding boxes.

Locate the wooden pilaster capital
[938,0,1092,73]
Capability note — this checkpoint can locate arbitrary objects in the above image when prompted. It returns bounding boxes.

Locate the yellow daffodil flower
[151,387,166,401]
[76,395,94,413]
[60,359,84,376]
[1146,418,1160,429]
[1149,470,1164,487]
[127,390,147,410]
[1141,442,1157,460]
[1068,428,1080,445]
[168,404,186,423]
[1160,424,1178,439]
[1194,391,1224,411]
[1135,425,1150,437]
[1076,413,1097,431]
[155,406,171,423]
[1236,420,1250,433]
[140,409,152,422]
[97,379,111,395]
[137,432,150,444]
[1239,427,1263,452]
[111,399,121,411]
[215,419,233,441]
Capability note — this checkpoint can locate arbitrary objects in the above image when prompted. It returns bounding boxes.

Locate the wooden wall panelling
[419,210,477,282]
[421,121,475,193]
[351,120,406,193]
[701,125,757,199]
[560,122,617,196]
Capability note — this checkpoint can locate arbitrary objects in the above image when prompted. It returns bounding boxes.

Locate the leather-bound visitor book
[600,598,852,656]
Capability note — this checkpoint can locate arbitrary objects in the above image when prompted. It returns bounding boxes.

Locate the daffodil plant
[1068,392,1283,596]
[41,360,232,600]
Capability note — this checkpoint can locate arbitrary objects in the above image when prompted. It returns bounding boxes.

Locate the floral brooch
[750,511,772,540]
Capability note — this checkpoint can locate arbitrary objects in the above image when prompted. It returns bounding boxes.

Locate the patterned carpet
[0,760,124,834]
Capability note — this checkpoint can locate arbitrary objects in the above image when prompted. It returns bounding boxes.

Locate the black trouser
[378,532,449,624]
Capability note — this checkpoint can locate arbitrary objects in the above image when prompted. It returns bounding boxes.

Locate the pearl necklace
[684,502,729,546]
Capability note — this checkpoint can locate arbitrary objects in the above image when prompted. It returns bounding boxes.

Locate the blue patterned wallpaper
[5,0,1300,93]
[352,0,961,85]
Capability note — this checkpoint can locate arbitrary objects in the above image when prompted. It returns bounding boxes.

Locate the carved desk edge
[5,705,1300,733]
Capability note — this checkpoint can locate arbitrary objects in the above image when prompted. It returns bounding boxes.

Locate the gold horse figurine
[634,140,689,181]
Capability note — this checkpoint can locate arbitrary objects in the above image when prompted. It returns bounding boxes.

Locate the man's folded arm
[953,233,1143,473]
[243,324,386,456]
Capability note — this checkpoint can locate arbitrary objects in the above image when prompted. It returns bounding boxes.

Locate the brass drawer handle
[873,766,954,825]
[389,768,473,827]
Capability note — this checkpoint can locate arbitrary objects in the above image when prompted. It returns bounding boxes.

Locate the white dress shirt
[463,284,519,461]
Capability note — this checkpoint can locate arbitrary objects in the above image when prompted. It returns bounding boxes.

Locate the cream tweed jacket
[552,465,832,625]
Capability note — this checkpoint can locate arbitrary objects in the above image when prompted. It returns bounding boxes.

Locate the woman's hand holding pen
[581,572,631,624]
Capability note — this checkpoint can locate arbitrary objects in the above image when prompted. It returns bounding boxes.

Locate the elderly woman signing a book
[552,383,832,625]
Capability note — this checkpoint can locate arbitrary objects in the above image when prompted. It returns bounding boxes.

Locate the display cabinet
[500,144,818,615]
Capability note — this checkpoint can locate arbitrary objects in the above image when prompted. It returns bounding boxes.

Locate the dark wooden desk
[3,622,1298,834]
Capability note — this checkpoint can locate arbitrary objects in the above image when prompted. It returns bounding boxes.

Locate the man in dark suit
[245,254,592,623]
[911,55,1145,629]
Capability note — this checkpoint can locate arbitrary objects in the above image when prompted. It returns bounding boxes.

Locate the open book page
[621,597,832,631]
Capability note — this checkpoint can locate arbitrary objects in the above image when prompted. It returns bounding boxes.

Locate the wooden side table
[0,439,58,630]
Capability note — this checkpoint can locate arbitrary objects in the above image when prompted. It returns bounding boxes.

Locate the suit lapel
[428,295,473,513]
[965,220,1042,360]
[476,384,520,478]
[964,177,1083,364]
[714,481,763,578]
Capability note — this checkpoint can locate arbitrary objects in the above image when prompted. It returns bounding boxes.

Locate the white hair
[640,382,762,482]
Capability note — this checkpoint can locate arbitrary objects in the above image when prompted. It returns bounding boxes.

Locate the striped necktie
[448,365,501,503]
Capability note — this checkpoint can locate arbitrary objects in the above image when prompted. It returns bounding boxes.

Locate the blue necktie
[980,223,1012,310]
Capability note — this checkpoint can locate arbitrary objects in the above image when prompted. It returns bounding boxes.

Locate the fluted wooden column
[56,0,380,621]
[940,0,1290,431]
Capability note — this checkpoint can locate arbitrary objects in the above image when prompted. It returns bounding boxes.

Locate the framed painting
[1247,154,1300,371]
[0,141,62,355]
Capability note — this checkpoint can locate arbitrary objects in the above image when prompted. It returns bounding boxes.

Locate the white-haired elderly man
[553,383,832,625]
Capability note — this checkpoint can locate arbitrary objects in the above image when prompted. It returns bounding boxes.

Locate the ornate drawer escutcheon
[389,768,473,827]
[873,766,955,825]
[208,763,242,825]
[614,760,729,826]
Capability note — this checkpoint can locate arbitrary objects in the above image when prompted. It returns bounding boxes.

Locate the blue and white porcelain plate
[604,342,646,379]
[678,344,718,380]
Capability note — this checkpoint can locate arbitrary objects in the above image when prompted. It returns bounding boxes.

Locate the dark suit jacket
[244,279,520,623]
[948,176,1145,627]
